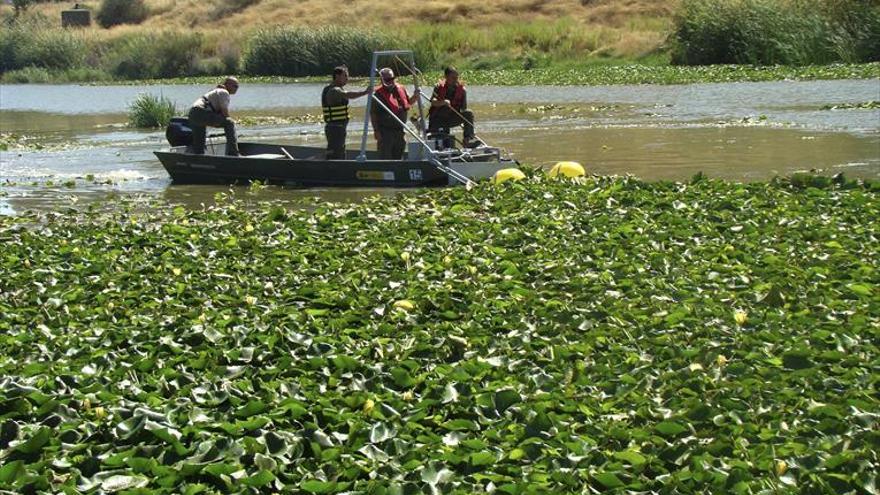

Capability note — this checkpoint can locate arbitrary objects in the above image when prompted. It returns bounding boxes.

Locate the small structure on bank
[61,4,91,27]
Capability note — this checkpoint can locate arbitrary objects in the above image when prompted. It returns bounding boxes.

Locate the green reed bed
[0,176,877,494]
[672,0,880,65]
[127,93,177,128]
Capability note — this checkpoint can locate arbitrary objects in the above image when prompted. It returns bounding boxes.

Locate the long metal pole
[357,53,379,162]
[370,94,472,186]
[407,54,428,141]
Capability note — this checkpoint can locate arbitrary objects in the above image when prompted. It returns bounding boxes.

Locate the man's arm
[218,91,231,118]
[430,85,448,108]
[344,87,370,99]
[407,87,420,105]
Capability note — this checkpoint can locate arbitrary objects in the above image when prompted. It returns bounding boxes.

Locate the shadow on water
[1,79,878,214]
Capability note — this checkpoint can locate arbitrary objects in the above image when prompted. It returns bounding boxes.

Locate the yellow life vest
[321,84,350,123]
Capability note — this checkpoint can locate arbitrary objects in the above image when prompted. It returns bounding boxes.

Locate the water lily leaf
[439,385,458,405]
[614,450,647,466]
[301,480,340,493]
[204,463,240,478]
[236,400,267,417]
[390,367,416,388]
[369,422,395,443]
[243,470,275,487]
[848,283,872,297]
[100,474,149,492]
[782,350,814,369]
[14,427,51,454]
[358,444,390,463]
[253,453,277,472]
[493,389,521,413]
[593,471,625,489]
[421,462,454,485]
[0,460,25,484]
[442,419,477,431]
[655,421,687,437]
[470,451,496,467]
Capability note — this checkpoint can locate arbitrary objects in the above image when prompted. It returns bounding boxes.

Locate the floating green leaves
[0,175,877,494]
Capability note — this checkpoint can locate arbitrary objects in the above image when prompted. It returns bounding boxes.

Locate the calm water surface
[1,79,878,214]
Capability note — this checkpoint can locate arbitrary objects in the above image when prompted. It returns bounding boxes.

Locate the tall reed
[128,93,177,128]
[671,0,880,65]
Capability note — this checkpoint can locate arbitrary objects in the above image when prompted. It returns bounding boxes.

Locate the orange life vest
[431,81,465,115]
[374,83,411,115]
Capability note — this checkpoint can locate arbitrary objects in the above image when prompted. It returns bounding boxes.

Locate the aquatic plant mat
[0,176,877,494]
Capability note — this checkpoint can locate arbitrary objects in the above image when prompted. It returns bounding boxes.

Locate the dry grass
[4,0,673,31]
[1,0,675,62]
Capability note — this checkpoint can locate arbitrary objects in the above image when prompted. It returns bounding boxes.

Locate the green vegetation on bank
[672,0,880,66]
[242,27,392,78]
[8,62,876,87]
[1,176,878,494]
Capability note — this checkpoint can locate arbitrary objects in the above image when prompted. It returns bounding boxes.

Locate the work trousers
[187,106,239,155]
[377,126,406,160]
[325,122,348,159]
[428,108,475,140]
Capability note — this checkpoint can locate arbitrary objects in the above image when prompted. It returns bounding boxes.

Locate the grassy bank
[1,176,878,494]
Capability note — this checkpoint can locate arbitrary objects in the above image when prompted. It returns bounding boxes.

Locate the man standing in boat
[322,66,369,159]
[187,77,240,156]
[371,68,420,160]
[428,66,478,147]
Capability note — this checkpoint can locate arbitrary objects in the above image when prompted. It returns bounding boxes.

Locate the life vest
[374,83,411,115]
[321,84,350,123]
[430,81,465,115]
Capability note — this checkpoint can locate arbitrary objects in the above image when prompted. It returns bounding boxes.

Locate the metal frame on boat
[155,50,518,187]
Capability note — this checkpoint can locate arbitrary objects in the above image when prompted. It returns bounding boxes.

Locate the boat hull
[155,143,516,187]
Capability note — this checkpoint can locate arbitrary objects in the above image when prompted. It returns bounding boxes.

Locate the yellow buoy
[393,299,415,311]
[492,168,526,184]
[548,161,585,178]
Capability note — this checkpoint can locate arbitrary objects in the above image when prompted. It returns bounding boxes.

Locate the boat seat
[244,153,288,160]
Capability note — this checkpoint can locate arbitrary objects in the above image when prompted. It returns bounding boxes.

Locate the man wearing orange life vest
[429,66,477,147]
[370,68,420,160]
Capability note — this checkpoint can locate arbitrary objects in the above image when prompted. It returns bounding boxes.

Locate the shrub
[0,67,113,83]
[0,22,87,72]
[671,0,880,65]
[128,93,177,128]
[103,31,202,79]
[242,27,394,77]
[96,0,148,28]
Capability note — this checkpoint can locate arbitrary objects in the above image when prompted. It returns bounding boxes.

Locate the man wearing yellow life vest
[321,66,369,159]
[429,66,477,147]
[370,68,420,160]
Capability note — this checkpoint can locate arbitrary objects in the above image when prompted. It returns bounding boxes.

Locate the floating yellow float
[548,161,585,178]
[393,299,415,311]
[492,168,526,184]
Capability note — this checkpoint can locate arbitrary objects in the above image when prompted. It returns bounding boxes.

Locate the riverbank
[3,62,879,86]
[0,176,876,494]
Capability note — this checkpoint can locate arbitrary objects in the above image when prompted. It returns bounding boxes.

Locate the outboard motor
[165,117,193,147]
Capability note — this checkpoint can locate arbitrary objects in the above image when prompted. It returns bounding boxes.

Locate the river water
[1,79,878,214]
